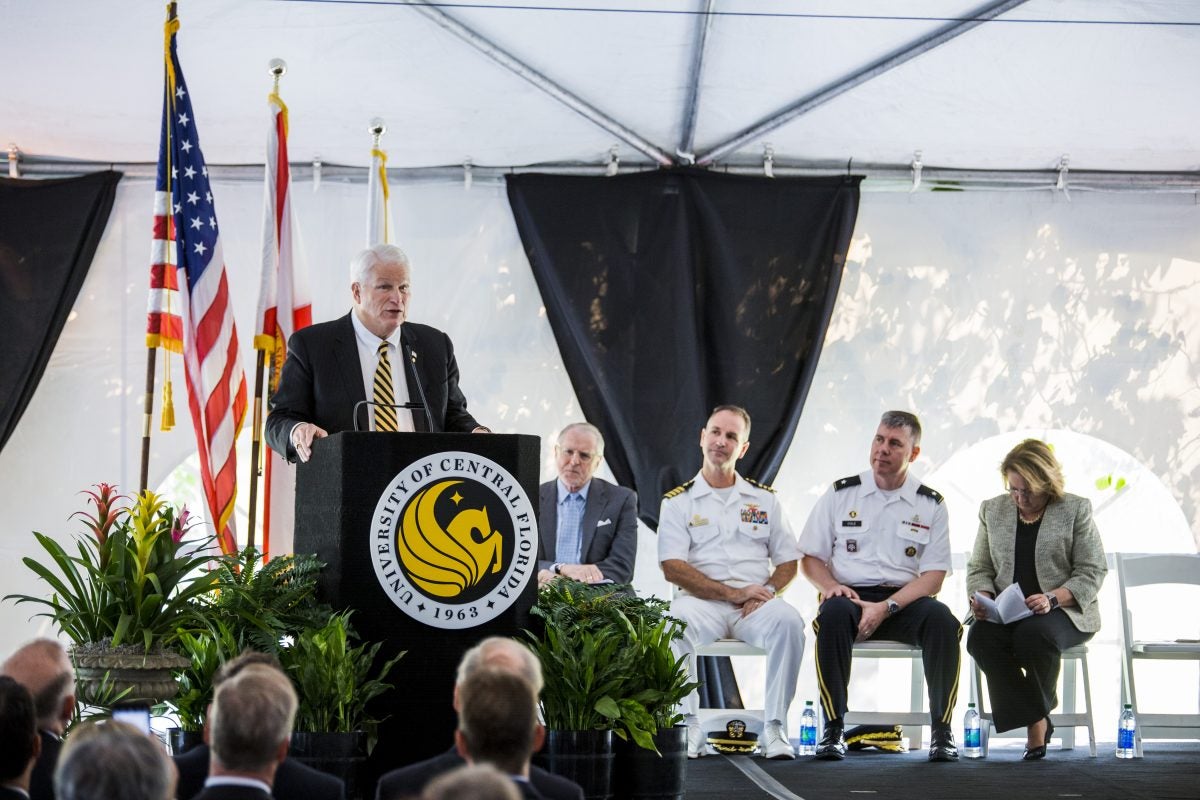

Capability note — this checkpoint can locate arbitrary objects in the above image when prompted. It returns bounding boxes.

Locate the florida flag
[254,87,311,556]
[147,6,247,555]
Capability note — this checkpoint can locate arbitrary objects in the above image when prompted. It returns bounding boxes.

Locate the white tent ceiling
[3,0,1198,178]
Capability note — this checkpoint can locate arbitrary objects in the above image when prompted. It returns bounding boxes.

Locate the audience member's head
[213,650,285,686]
[55,720,175,800]
[207,663,298,780]
[421,763,521,800]
[0,675,40,788]
[456,636,543,696]
[1,638,76,734]
[455,668,541,777]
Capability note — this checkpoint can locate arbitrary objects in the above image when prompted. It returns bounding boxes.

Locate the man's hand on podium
[290,422,328,463]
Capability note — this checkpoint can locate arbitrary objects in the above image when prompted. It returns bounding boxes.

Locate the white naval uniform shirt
[798,469,951,587]
[658,472,801,594]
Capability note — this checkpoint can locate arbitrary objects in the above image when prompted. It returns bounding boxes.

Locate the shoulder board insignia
[663,480,694,499]
[917,484,944,504]
[834,475,862,492]
[744,477,776,493]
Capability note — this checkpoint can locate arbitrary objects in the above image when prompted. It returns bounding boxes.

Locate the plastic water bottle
[1116,704,1137,759]
[963,702,982,758]
[798,701,818,755]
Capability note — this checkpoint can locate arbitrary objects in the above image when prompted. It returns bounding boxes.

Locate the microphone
[401,327,437,433]
[351,399,428,432]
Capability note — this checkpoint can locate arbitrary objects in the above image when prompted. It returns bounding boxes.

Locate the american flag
[147,8,247,555]
[254,87,311,556]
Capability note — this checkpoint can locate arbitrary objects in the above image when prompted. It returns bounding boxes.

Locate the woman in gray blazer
[966,439,1107,761]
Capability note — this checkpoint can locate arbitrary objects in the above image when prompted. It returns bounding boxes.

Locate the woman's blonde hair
[1000,439,1065,501]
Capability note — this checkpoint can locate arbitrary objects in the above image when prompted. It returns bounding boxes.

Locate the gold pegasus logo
[396,479,503,598]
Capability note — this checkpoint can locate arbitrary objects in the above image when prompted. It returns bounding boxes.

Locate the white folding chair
[694,638,767,729]
[970,644,1096,756]
[842,641,927,751]
[1116,552,1200,757]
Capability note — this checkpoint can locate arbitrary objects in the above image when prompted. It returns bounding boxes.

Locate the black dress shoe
[928,725,959,762]
[1023,717,1054,761]
[814,721,847,760]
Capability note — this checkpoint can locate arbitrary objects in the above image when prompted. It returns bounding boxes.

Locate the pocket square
[597,518,612,527]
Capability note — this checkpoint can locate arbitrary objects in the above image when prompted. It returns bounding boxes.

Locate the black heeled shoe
[1022,717,1054,761]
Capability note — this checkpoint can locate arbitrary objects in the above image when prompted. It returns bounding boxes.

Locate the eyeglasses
[1007,487,1036,498]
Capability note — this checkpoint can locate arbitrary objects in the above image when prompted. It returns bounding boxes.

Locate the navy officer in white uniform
[799,410,961,763]
[658,405,805,761]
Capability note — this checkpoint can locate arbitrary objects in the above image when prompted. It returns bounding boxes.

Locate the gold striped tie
[373,341,399,432]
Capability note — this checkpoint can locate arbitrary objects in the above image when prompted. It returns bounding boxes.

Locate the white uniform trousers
[670,595,806,726]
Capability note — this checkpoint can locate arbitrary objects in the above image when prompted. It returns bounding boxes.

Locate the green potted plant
[167,546,332,751]
[6,483,222,704]
[279,611,402,800]
[525,580,696,800]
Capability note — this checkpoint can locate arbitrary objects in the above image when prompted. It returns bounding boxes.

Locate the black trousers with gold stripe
[813,587,962,727]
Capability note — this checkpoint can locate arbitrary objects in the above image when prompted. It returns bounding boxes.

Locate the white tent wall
[3,179,1199,736]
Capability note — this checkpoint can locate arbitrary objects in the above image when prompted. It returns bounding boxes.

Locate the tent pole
[678,0,717,161]
[696,0,1032,166]
[406,0,675,167]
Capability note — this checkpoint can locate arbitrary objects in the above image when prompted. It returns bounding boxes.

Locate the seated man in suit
[537,422,638,586]
[55,720,175,800]
[265,243,488,464]
[175,653,344,800]
[191,663,298,800]
[1,638,74,800]
[453,669,545,799]
[376,637,582,800]
[0,676,40,800]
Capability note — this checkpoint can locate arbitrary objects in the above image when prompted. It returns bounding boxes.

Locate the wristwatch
[552,563,562,575]
[1047,593,1060,610]
[886,599,901,616]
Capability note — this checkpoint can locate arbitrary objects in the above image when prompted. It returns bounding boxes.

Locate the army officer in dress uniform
[798,410,962,763]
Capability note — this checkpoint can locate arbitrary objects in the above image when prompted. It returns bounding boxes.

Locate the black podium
[295,432,541,775]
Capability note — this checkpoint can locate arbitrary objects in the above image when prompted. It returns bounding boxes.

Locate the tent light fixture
[312,156,322,193]
[763,143,775,178]
[910,150,923,192]
[463,158,473,192]
[7,144,19,178]
[605,145,620,177]
[675,148,696,166]
[1056,153,1071,200]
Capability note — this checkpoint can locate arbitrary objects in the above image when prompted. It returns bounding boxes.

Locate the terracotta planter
[70,645,189,705]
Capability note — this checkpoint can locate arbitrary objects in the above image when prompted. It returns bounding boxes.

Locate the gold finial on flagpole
[369,117,387,148]
[268,58,287,93]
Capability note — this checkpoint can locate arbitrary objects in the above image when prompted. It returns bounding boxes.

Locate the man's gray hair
[557,422,604,459]
[422,763,521,800]
[209,663,298,772]
[879,410,922,446]
[55,721,175,800]
[456,637,543,695]
[350,243,411,285]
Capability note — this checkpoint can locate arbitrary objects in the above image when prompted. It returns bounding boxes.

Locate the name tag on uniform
[842,520,862,527]
[689,514,710,527]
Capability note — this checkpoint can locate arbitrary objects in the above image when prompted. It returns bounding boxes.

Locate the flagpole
[139,348,157,492]
[247,58,288,552]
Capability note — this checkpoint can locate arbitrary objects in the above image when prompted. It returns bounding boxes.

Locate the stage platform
[680,742,1198,800]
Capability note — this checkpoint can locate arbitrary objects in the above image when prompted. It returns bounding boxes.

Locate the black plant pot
[612,726,688,800]
[547,729,613,800]
[290,731,367,799]
[167,727,204,755]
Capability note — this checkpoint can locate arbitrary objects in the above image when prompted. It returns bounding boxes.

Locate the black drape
[507,169,860,528]
[0,171,122,455]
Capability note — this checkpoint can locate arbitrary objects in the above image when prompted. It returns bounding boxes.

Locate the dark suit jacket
[537,477,638,584]
[191,786,272,800]
[265,314,482,460]
[375,748,582,800]
[0,786,31,799]
[28,729,60,800]
[174,744,345,800]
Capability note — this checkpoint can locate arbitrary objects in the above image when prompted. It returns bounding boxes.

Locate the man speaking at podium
[266,243,488,463]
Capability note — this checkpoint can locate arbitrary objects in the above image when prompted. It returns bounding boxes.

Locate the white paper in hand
[973,583,1034,624]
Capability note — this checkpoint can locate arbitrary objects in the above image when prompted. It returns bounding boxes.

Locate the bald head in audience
[1,638,76,737]
[422,764,520,800]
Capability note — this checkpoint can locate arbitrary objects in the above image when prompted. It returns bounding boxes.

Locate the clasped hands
[823,584,889,642]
